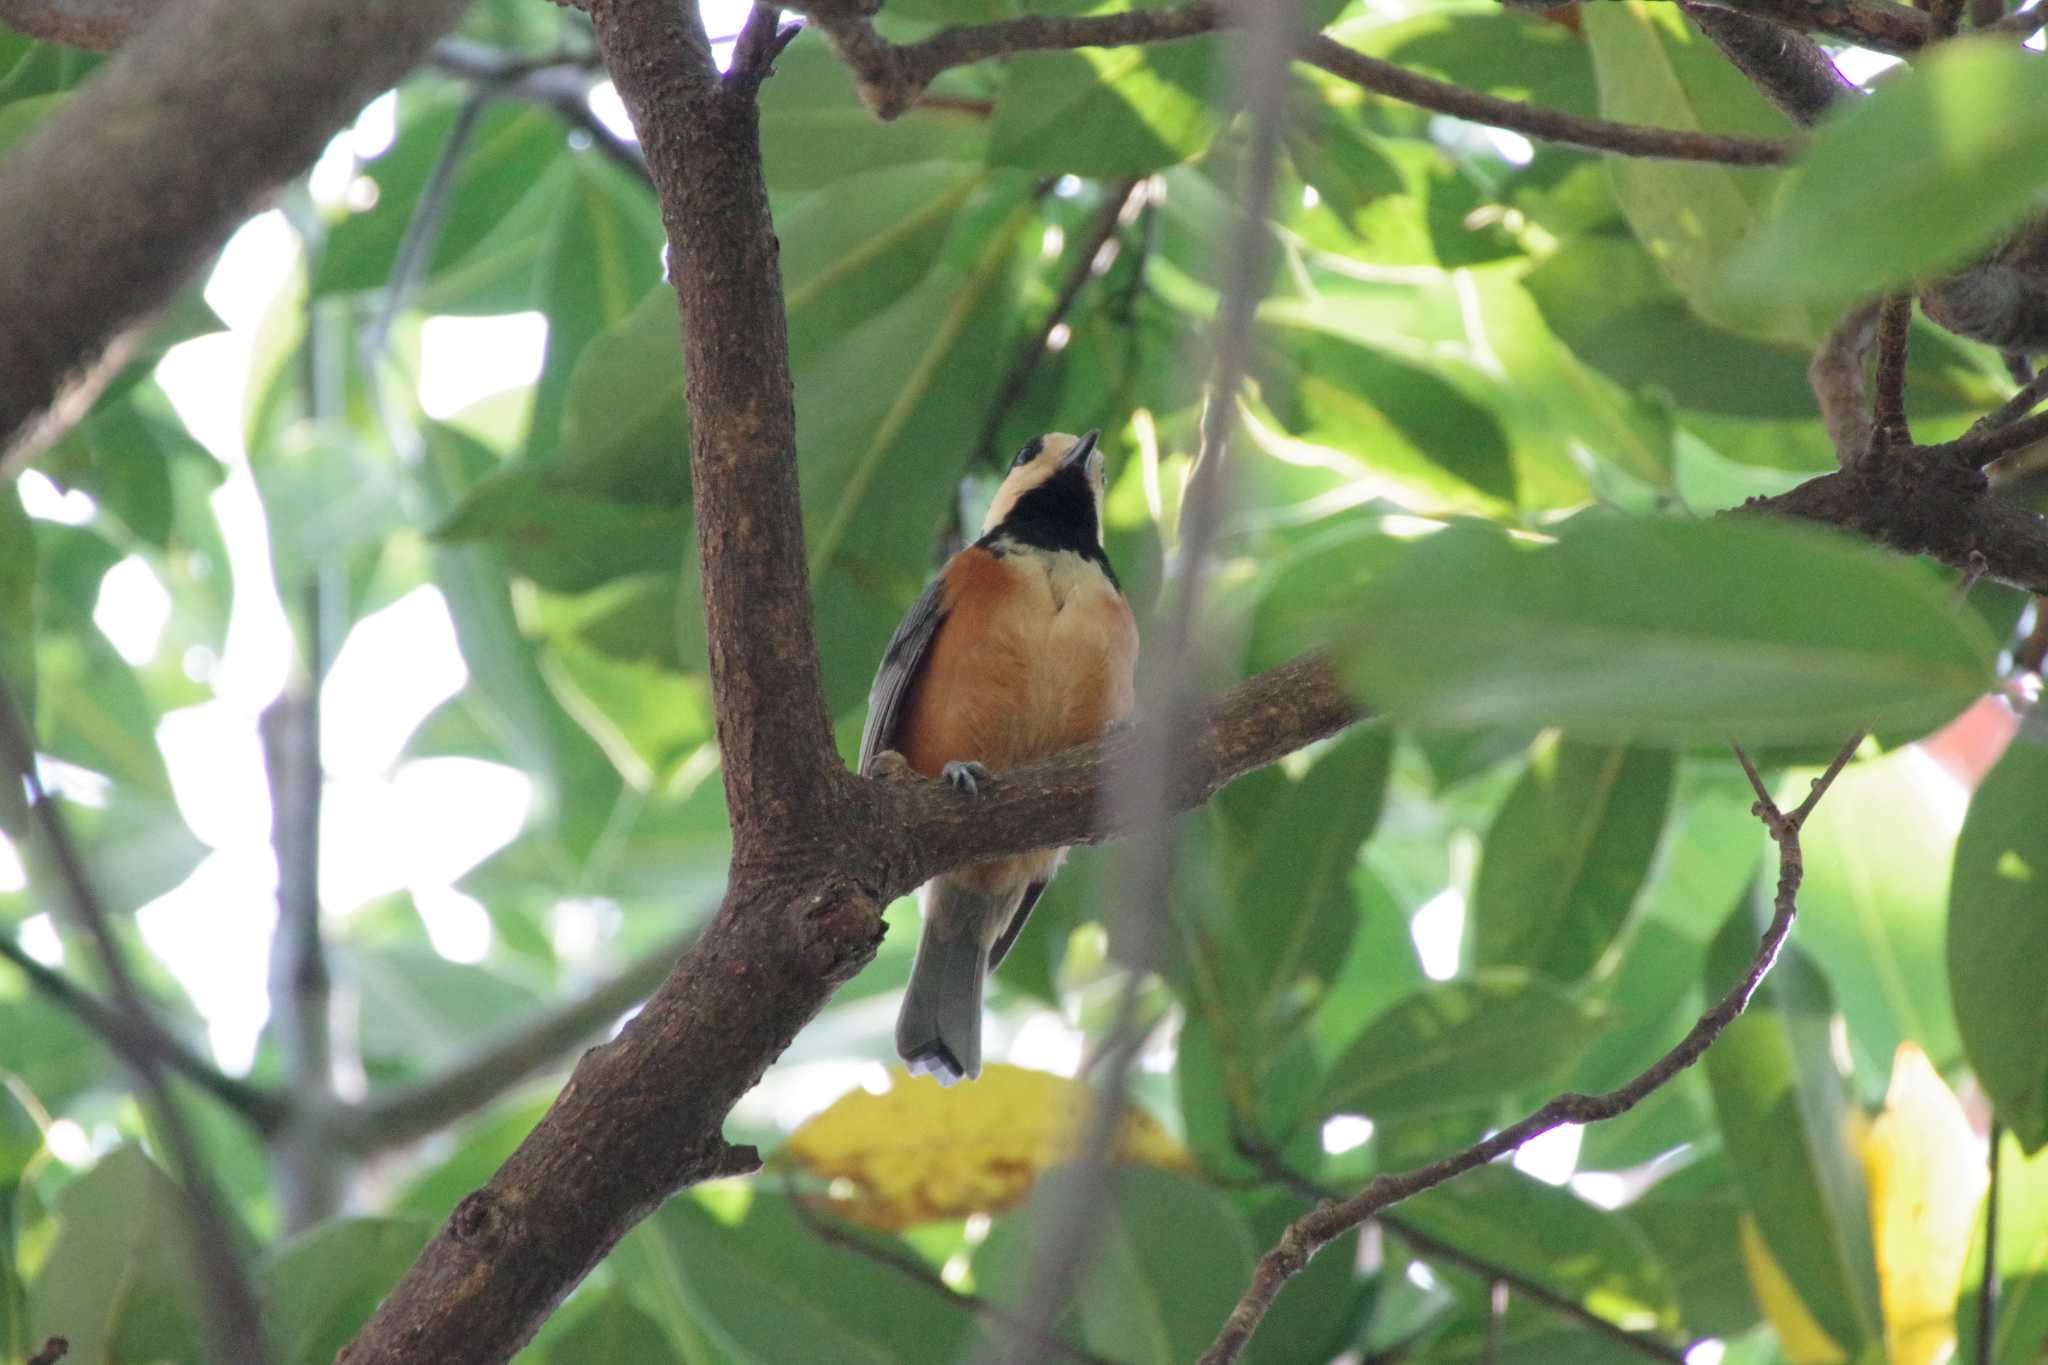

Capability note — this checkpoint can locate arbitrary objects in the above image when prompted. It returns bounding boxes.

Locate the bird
[859,429,1138,1085]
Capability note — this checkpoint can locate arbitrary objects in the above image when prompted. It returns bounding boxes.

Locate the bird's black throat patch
[980,465,1119,585]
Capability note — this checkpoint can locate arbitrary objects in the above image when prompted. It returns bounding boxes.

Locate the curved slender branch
[333,922,701,1152]
[0,0,160,49]
[0,0,480,460]
[1197,733,1863,1365]
[798,0,1793,164]
[1683,0,1936,51]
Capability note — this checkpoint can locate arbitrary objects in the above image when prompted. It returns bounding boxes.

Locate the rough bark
[0,0,478,459]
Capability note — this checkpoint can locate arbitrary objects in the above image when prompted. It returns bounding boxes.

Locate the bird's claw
[941,760,992,797]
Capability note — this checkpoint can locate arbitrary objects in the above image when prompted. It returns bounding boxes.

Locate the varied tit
[860,430,1139,1085]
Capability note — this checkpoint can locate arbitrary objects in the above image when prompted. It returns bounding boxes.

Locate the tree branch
[1870,292,1914,455]
[1197,732,1862,1365]
[1810,300,1881,465]
[798,0,1792,164]
[0,933,289,1130]
[0,0,161,49]
[0,0,479,459]
[1684,0,1937,50]
[1681,2,1855,125]
[332,923,700,1153]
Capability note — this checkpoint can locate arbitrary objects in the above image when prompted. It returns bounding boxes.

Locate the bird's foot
[865,749,919,782]
[941,759,993,797]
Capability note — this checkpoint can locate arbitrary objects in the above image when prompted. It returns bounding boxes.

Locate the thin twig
[1226,1128,1692,1363]
[980,7,1299,1363]
[1973,366,2048,435]
[1979,1119,2001,1365]
[782,1175,1126,1365]
[0,935,288,1129]
[360,90,488,362]
[726,4,803,92]
[332,921,702,1151]
[1870,293,1914,457]
[1196,733,1862,1365]
[26,1338,68,1365]
[1932,407,2048,468]
[1301,35,1792,165]
[0,677,275,1364]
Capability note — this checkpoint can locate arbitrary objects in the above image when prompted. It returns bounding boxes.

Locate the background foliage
[1,0,2045,1361]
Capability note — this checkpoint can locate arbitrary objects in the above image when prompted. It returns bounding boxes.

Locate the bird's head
[980,430,1106,544]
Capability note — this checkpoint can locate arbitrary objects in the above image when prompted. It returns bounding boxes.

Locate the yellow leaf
[1862,1042,1989,1365]
[782,1063,1192,1230]
[1739,1213,1847,1364]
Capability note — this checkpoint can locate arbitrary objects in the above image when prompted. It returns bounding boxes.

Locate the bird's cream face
[981,431,1106,539]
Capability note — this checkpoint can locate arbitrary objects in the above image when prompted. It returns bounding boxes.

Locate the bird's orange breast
[894,546,1137,782]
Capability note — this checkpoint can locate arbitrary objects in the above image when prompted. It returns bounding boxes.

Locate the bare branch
[0,678,276,1364]
[0,0,480,459]
[1683,0,1936,51]
[799,0,1792,164]
[1197,734,1856,1365]
[1870,292,1914,456]
[1979,1120,2001,1365]
[1301,35,1792,165]
[333,922,701,1152]
[0,0,160,49]
[1810,300,1880,464]
[0,933,288,1129]
[1681,2,1853,125]
[726,3,803,93]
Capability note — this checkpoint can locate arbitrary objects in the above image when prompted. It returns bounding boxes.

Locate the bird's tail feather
[896,882,1006,1085]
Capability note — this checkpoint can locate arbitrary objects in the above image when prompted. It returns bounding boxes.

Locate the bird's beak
[1060,429,1101,469]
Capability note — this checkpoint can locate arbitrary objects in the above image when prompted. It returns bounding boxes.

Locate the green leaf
[1735,40,2048,307]
[1338,517,1997,745]
[537,1287,681,1365]
[1318,971,1604,1121]
[1396,1166,1676,1328]
[760,42,986,191]
[433,463,692,595]
[986,1167,1255,1365]
[1796,745,1962,1074]
[615,1191,973,1365]
[315,97,568,298]
[990,38,1225,177]
[1232,726,1392,1006]
[1702,891,1882,1355]
[1949,722,2048,1151]
[1582,0,1816,345]
[29,1147,211,1364]
[262,1218,434,1365]
[1627,1173,1762,1339]
[1472,737,1675,984]
[1956,1133,2048,1365]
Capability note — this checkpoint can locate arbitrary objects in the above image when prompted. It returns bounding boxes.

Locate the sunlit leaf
[1338,517,1997,744]
[784,1063,1190,1230]
[262,1218,434,1365]
[990,39,1225,177]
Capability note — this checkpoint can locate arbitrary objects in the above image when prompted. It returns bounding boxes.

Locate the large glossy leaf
[983,1167,1254,1365]
[1582,0,1815,345]
[536,1287,681,1365]
[1797,747,1962,1074]
[1702,892,1882,1356]
[1471,737,1674,984]
[262,1218,434,1365]
[1318,971,1604,1122]
[1397,1165,1677,1328]
[759,42,987,191]
[990,38,1225,176]
[1230,725,1392,1007]
[29,1147,211,1364]
[1736,40,2048,307]
[615,1191,973,1365]
[1339,517,1997,744]
[1948,721,2048,1151]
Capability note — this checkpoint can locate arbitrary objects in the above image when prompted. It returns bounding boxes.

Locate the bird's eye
[1011,438,1043,470]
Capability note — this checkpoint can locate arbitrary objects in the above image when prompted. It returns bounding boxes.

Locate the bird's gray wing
[857,576,949,776]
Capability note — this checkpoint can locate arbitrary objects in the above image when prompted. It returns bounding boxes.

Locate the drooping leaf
[1703,892,1882,1357]
[1797,745,1963,1073]
[1948,721,2048,1151]
[1471,736,1675,984]
[784,1063,1190,1230]
[759,42,987,191]
[990,38,1226,177]
[262,1218,435,1365]
[1318,971,1605,1122]
[1338,517,1997,745]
